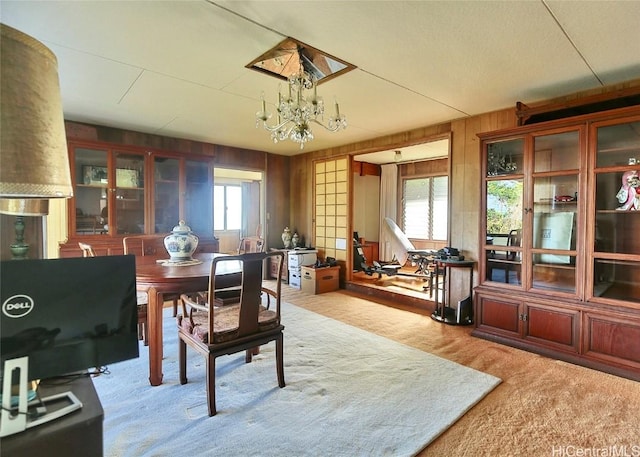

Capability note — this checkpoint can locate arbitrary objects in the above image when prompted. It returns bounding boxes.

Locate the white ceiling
[2,1,639,162]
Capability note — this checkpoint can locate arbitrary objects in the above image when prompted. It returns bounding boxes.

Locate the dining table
[135,253,242,386]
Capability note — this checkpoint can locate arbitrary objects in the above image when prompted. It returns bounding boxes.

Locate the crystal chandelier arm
[261,119,292,133]
[309,117,347,132]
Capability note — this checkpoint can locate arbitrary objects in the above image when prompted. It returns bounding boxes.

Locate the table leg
[147,286,164,386]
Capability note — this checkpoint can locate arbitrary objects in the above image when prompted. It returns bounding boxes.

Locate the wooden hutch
[473,104,640,381]
[59,125,219,257]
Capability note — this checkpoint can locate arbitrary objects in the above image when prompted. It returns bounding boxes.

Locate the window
[402,176,448,241]
[214,184,242,230]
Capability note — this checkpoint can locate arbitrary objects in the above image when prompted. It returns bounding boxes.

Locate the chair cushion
[177,304,278,344]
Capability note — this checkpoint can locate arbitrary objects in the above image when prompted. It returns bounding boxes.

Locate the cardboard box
[287,250,317,268]
[301,265,340,294]
[289,269,301,289]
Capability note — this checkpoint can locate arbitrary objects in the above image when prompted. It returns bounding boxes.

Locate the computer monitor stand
[0,357,83,437]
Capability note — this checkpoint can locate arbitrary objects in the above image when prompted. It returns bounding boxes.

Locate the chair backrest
[208,251,284,338]
[123,235,167,257]
[507,229,522,261]
[237,236,265,254]
[78,242,96,257]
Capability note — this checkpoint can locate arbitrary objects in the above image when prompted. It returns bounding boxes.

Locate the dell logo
[2,294,35,318]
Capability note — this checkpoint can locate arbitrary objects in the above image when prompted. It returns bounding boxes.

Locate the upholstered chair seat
[177,302,278,344]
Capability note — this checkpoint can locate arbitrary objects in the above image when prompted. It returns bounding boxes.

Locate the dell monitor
[0,255,139,436]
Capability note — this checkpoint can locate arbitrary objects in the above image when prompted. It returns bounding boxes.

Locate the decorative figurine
[615,170,640,211]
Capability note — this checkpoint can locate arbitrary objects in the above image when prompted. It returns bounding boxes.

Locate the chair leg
[179,338,187,385]
[206,354,216,416]
[245,346,260,363]
[276,333,285,388]
[143,322,149,346]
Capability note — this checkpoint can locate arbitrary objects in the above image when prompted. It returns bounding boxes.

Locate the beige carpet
[95,301,499,456]
[278,283,640,456]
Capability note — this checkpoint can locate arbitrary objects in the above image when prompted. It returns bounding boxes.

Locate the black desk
[431,259,476,325]
[1,376,103,457]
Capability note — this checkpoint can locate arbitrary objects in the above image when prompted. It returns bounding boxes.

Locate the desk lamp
[0,23,73,437]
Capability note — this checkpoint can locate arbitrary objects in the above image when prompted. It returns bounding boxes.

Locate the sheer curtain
[379,164,398,262]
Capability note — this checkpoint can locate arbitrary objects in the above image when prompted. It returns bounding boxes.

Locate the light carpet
[93,302,501,456]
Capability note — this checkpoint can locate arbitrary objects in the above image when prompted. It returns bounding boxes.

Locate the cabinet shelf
[534,262,575,270]
[596,209,640,214]
[598,146,640,154]
[77,183,107,189]
[116,186,143,191]
[534,201,577,207]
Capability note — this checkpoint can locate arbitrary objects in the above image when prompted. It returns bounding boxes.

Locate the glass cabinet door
[68,143,215,246]
[73,147,109,235]
[153,157,180,233]
[185,160,213,236]
[592,119,640,303]
[114,152,145,234]
[484,138,524,285]
[530,130,580,294]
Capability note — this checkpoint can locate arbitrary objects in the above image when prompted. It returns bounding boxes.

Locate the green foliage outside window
[486,180,522,234]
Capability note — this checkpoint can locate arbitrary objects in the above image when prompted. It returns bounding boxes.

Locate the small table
[2,376,103,457]
[135,253,242,386]
[431,259,475,325]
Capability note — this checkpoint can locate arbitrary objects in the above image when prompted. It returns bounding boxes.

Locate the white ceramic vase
[164,220,199,261]
[282,227,292,249]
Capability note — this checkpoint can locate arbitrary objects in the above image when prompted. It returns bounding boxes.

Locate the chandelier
[255,65,347,149]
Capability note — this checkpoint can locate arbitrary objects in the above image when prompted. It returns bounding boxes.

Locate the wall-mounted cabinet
[60,140,217,257]
[474,107,640,381]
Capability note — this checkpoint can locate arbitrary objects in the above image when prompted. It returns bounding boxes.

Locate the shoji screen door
[314,157,349,262]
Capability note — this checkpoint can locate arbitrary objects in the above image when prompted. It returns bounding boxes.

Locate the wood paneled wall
[399,157,448,177]
[265,152,290,249]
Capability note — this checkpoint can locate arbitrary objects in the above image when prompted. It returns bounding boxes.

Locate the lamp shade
[0,23,72,199]
[0,198,49,216]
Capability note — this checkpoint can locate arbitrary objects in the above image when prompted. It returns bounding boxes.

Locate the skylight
[246,37,355,85]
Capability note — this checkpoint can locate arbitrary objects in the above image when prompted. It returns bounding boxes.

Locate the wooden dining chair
[177,251,285,416]
[78,242,96,257]
[237,236,265,254]
[122,235,167,257]
[123,235,181,317]
[78,242,149,345]
[486,229,522,284]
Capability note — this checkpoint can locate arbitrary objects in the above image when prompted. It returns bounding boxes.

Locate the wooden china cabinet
[473,106,640,381]
[60,140,218,257]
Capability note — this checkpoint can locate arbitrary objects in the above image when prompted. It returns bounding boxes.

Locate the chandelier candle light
[255,66,347,149]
